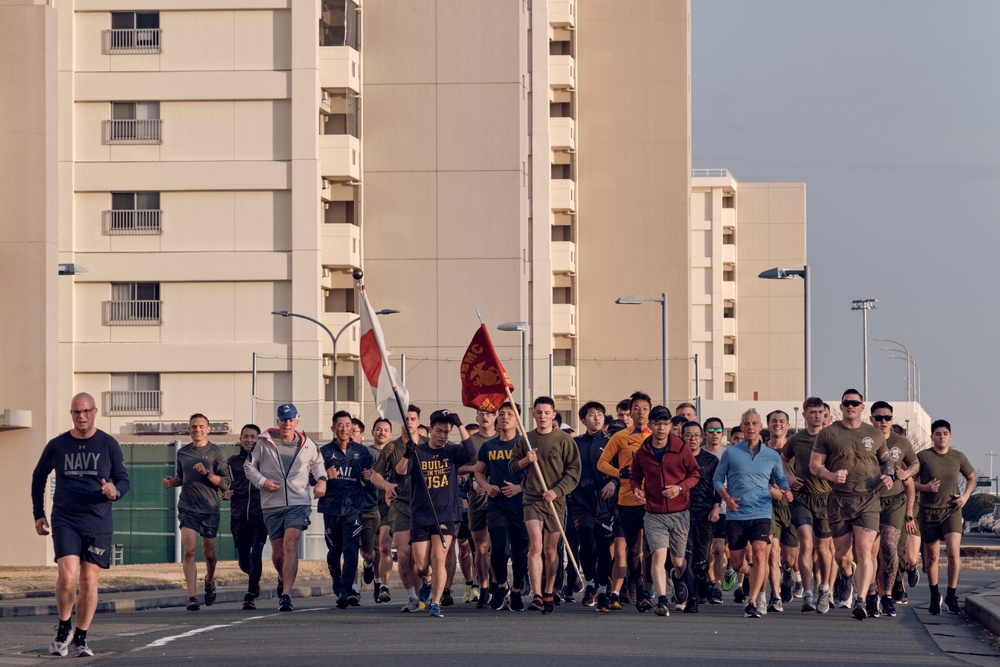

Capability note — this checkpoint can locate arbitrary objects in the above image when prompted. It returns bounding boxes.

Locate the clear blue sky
[692,1,1000,474]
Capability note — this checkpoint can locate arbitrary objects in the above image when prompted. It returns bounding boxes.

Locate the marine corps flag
[460,324,515,413]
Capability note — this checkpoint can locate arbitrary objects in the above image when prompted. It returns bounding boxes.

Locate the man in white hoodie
[245,403,327,611]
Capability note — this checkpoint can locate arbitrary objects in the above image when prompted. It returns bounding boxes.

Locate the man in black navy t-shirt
[395,409,476,618]
[32,393,130,658]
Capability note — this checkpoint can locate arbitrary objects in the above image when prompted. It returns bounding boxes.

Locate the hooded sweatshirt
[629,433,700,514]
[244,428,327,511]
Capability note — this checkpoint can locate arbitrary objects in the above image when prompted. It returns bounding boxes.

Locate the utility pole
[851,298,878,398]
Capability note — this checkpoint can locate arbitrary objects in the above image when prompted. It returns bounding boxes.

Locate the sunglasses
[705,427,724,434]
[872,415,892,422]
[841,400,863,408]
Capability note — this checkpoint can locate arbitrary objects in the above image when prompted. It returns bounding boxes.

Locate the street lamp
[874,337,915,402]
[615,293,668,406]
[497,321,528,419]
[271,308,399,411]
[885,353,921,404]
[851,298,878,398]
[758,266,810,397]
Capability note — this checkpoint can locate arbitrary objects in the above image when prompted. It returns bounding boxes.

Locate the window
[104,12,161,53]
[105,192,161,234]
[104,102,161,144]
[319,0,359,48]
[106,373,161,416]
[105,282,161,325]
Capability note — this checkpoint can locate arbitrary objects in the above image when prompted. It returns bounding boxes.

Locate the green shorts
[523,498,566,534]
[828,493,880,538]
[389,500,411,535]
[769,505,800,548]
[360,509,380,554]
[378,500,391,528]
[467,500,488,533]
[879,491,907,530]
[790,492,831,538]
[918,506,963,543]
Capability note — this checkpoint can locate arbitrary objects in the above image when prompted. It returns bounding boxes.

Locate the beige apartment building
[0,0,808,566]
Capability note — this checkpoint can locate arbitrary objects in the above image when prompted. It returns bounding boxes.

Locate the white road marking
[133,608,331,651]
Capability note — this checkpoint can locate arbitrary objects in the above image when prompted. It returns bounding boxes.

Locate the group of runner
[32,388,975,655]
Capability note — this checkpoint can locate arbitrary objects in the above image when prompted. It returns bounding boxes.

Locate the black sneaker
[562,588,575,604]
[636,594,653,613]
[542,594,555,614]
[779,566,793,603]
[582,585,597,607]
[684,596,699,613]
[881,595,896,617]
[242,592,256,610]
[898,588,908,605]
[929,592,941,615]
[671,571,688,604]
[892,579,905,604]
[907,566,920,589]
[608,593,622,610]
[348,589,361,606]
[709,587,724,604]
[363,560,375,585]
[852,598,868,621]
[377,584,391,604]
[528,594,543,611]
[866,593,880,618]
[745,601,761,618]
[490,587,507,610]
[596,592,610,612]
[655,596,671,617]
[734,587,746,604]
[619,588,631,605]
[553,590,562,606]
[336,594,349,609]
[278,593,293,611]
[510,591,524,612]
[945,594,961,614]
[441,588,454,607]
[204,579,217,607]
[186,596,200,611]
[276,577,284,597]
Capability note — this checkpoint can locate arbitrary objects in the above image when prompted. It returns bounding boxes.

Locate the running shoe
[562,588,576,604]
[242,592,256,611]
[553,589,562,606]
[929,592,941,615]
[441,588,455,607]
[865,593,880,618]
[744,601,761,618]
[881,595,896,617]
[636,593,653,613]
[464,584,475,604]
[50,624,71,657]
[800,590,816,613]
[582,585,597,607]
[336,594,349,609]
[348,588,361,606]
[683,596,699,613]
[378,585,392,604]
[608,593,622,610]
[756,592,768,616]
[471,584,481,603]
[816,588,832,614]
[278,593,293,611]
[671,570,688,604]
[477,592,489,610]
[838,573,855,609]
[204,579,217,606]
[779,567,793,603]
[490,587,507,610]
[898,587,909,606]
[767,596,783,613]
[733,587,746,604]
[655,596,670,617]
[892,579,906,604]
[945,594,961,614]
[71,638,94,658]
[429,603,444,618]
[792,579,804,599]
[401,598,421,613]
[363,560,375,585]
[852,598,868,620]
[596,592,610,612]
[186,596,200,612]
[708,587,724,605]
[418,579,432,605]
[907,566,920,589]
[723,568,737,591]
[542,594,555,614]
[529,594,544,611]
[510,591,524,612]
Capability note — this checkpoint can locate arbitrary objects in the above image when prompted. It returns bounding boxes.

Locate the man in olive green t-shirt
[914,419,975,615]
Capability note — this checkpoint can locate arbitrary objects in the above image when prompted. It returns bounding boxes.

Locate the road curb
[965,587,1000,636]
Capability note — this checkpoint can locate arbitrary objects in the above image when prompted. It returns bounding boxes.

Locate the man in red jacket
[630,406,701,617]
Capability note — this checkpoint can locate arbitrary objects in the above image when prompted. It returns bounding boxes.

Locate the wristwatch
[905,515,914,521]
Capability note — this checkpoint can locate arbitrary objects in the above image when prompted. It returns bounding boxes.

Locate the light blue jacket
[712,440,789,521]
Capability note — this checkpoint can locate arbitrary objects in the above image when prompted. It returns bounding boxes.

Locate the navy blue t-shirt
[477,435,526,512]
[408,439,476,528]
[318,441,373,517]
[31,430,130,535]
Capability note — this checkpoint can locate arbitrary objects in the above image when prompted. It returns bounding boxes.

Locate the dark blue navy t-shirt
[318,441,373,517]
[477,435,526,512]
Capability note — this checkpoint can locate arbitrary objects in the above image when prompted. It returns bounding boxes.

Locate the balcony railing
[102,28,162,54]
[103,210,162,235]
[103,119,162,145]
[103,300,162,325]
[691,169,730,178]
[103,390,162,416]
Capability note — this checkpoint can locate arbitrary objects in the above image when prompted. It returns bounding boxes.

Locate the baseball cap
[649,406,673,423]
[276,403,298,420]
[560,423,575,433]
[607,419,627,435]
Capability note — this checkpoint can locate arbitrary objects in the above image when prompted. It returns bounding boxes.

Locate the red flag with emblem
[460,324,515,413]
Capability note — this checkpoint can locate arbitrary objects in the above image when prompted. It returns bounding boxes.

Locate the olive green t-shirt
[917,448,974,510]
[813,421,889,495]
[509,428,582,503]
[373,435,429,508]
[466,431,494,512]
[782,429,830,496]
[880,432,917,497]
[767,439,790,508]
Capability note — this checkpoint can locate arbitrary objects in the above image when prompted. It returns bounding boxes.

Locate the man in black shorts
[683,420,720,612]
[32,393,130,657]
[703,418,729,603]
[765,410,800,612]
[162,413,232,611]
[395,409,476,618]
[226,423,267,610]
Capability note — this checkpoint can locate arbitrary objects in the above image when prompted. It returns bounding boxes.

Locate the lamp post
[758,266,810,396]
[874,337,913,401]
[497,321,529,420]
[885,354,921,404]
[851,298,878,398]
[615,293,668,406]
[272,308,398,411]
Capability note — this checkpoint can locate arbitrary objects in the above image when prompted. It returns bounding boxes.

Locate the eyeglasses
[682,432,702,439]
[872,415,892,422]
[70,409,96,416]
[705,427,724,434]
[841,400,863,408]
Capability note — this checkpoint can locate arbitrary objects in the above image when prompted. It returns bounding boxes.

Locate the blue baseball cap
[276,403,298,420]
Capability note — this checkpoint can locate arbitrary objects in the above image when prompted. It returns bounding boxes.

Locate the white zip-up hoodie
[244,428,326,510]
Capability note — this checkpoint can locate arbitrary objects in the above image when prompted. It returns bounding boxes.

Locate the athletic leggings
[577,520,614,589]
[487,507,529,590]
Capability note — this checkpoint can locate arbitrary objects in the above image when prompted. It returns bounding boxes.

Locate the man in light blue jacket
[713,409,792,619]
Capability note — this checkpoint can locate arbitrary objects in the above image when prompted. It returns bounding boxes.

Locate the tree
[963,493,1000,523]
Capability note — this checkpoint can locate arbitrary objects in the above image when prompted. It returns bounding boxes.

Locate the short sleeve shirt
[782,430,830,496]
[880,432,917,497]
[917,448,974,510]
[813,422,889,495]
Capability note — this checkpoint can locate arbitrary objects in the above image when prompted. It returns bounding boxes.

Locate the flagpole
[360,285,447,549]
[503,386,580,574]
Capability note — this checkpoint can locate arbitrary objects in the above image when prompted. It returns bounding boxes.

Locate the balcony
[549,55,575,90]
[103,390,162,416]
[103,119,162,145]
[550,117,576,152]
[723,318,736,337]
[552,241,576,274]
[722,244,736,265]
[319,46,360,94]
[723,354,737,374]
[321,222,360,270]
[721,208,735,229]
[321,311,360,359]
[103,209,162,235]
[319,134,360,182]
[549,1,575,28]
[102,28,162,54]
[552,365,577,398]
[722,281,736,300]
[551,179,576,212]
[103,300,162,326]
[552,303,576,336]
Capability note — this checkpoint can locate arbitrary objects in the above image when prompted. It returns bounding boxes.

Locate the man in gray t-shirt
[162,414,231,611]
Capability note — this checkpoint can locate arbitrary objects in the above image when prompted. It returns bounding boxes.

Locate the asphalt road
[3,573,999,667]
